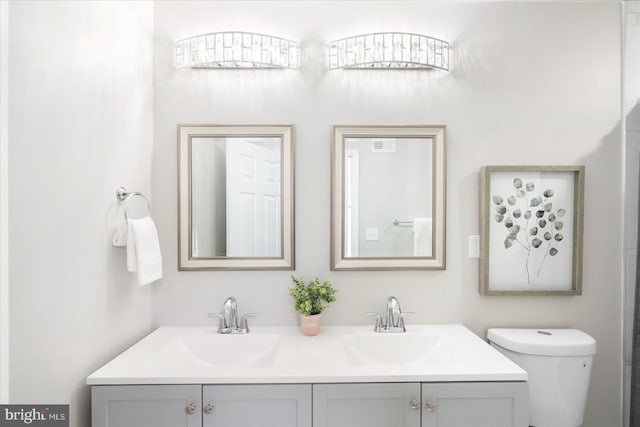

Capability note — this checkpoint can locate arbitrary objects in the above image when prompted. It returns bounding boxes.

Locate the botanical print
[492,178,567,285]
[487,170,575,292]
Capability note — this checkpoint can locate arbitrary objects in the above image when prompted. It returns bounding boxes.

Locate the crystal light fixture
[175,31,300,69]
[329,32,449,70]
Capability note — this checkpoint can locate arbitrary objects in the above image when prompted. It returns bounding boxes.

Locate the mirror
[331,125,446,270]
[178,125,294,270]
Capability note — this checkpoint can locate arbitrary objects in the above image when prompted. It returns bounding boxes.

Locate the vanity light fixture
[175,31,300,69]
[329,32,449,70]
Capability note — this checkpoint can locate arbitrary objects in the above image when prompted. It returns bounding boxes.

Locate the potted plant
[289,276,337,336]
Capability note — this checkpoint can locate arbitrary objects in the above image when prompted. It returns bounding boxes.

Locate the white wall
[8,2,154,426]
[153,2,623,426]
[0,0,9,404]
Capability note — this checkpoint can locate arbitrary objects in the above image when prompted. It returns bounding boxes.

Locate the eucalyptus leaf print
[492,176,567,286]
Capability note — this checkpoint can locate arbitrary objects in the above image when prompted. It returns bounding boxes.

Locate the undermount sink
[146,334,281,368]
[343,331,441,366]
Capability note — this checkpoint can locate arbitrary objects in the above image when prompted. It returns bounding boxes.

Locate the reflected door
[226,139,281,257]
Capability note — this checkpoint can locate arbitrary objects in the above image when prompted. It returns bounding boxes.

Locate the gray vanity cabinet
[92,385,202,427]
[312,382,528,427]
[421,382,529,427]
[312,383,421,427]
[92,382,527,427]
[202,384,311,427]
[91,384,312,427]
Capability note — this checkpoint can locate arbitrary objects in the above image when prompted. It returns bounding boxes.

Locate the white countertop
[86,324,527,385]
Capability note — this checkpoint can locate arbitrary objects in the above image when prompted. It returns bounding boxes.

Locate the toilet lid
[487,328,596,356]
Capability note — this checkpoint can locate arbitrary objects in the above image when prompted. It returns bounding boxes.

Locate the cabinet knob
[185,403,197,415]
[204,403,214,415]
[425,401,437,413]
[410,399,421,410]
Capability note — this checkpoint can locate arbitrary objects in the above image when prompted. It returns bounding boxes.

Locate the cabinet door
[313,383,421,427]
[421,382,528,427]
[202,384,311,427]
[92,385,202,427]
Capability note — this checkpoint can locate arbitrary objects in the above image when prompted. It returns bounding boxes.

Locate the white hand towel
[126,217,163,286]
[112,221,128,247]
[412,218,432,256]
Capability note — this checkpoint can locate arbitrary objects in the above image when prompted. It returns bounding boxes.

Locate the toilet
[487,328,596,427]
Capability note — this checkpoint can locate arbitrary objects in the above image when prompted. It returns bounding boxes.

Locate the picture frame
[480,166,585,295]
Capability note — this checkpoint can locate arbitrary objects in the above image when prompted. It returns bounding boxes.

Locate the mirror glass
[343,137,433,258]
[332,126,446,270]
[179,125,294,270]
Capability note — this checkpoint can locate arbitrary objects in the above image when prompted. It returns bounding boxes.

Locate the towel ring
[116,187,151,220]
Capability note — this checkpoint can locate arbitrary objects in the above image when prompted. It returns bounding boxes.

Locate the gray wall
[191,138,227,257]
[8,2,155,426]
[153,2,623,427]
[624,3,640,426]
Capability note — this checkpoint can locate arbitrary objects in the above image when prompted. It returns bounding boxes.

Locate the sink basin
[146,334,280,368]
[87,325,529,385]
[343,332,441,366]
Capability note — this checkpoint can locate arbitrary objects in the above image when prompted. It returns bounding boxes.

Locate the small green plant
[289,276,337,316]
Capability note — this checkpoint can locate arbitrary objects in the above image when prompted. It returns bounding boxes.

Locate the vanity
[87,324,528,427]
[92,124,530,426]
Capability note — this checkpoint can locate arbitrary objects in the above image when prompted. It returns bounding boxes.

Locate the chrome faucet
[208,297,257,334]
[366,296,411,333]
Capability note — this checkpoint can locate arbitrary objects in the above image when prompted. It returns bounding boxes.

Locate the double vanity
[87,322,528,427]
[97,121,532,427]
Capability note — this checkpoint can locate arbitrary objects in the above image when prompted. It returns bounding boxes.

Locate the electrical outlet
[469,235,480,258]
[365,228,379,241]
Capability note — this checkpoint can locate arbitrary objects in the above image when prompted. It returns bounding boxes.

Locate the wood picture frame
[480,166,584,295]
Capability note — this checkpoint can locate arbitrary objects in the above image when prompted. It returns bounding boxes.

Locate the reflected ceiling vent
[175,31,300,69]
[371,139,396,153]
[329,32,449,70]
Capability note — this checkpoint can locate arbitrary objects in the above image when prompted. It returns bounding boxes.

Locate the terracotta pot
[299,313,322,336]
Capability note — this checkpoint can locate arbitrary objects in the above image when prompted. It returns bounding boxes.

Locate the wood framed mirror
[331,125,446,270]
[178,124,294,270]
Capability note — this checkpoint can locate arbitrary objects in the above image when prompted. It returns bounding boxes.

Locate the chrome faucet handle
[398,312,414,332]
[365,312,384,332]
[208,313,231,334]
[240,313,258,333]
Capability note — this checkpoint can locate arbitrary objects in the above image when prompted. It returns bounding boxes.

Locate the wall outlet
[365,227,379,241]
[469,235,480,258]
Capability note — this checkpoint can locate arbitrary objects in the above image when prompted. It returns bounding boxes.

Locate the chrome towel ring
[116,186,151,220]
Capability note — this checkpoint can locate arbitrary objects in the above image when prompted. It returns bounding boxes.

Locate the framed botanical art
[480,166,585,295]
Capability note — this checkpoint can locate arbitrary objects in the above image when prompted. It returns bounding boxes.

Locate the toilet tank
[487,328,596,427]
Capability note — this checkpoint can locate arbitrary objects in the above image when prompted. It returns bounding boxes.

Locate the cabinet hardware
[204,403,214,415]
[410,399,421,410]
[425,401,437,413]
[185,403,197,415]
